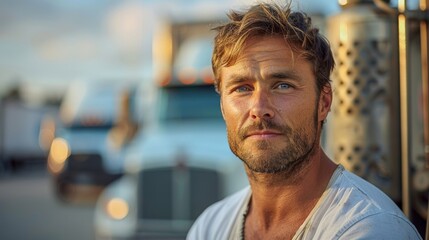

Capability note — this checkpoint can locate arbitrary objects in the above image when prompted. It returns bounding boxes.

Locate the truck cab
[45,80,138,203]
[94,18,248,239]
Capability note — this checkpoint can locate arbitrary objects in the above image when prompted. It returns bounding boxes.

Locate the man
[187,2,421,240]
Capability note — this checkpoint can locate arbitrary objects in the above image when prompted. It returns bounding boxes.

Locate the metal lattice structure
[327,3,401,201]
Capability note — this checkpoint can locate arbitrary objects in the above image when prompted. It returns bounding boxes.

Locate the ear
[318,85,332,123]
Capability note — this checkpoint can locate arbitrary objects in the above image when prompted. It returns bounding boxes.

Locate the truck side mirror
[108,90,139,149]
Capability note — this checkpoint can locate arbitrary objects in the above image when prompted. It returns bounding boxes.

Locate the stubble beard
[227,111,319,177]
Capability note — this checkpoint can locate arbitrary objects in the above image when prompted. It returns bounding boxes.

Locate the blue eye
[276,83,291,89]
[236,86,250,92]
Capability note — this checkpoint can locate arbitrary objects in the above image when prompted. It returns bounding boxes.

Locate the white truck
[45,80,139,203]
[94,18,248,239]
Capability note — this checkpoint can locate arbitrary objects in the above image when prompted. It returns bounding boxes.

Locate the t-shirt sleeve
[186,201,229,240]
[336,212,422,240]
[187,207,210,240]
[187,187,250,240]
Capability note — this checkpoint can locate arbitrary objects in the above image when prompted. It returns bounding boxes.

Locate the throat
[242,206,307,240]
[239,197,316,240]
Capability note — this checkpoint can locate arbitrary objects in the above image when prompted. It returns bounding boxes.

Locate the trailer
[0,95,58,172]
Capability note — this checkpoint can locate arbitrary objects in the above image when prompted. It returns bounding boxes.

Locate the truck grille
[137,167,221,221]
[67,154,103,172]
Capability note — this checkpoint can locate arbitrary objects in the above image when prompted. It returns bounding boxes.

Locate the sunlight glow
[50,138,70,164]
[106,198,129,220]
[338,0,348,6]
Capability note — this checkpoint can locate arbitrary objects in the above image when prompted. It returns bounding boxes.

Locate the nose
[249,90,275,120]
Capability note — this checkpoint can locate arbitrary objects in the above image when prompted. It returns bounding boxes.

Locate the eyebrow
[268,70,302,82]
[223,69,303,89]
[222,74,248,89]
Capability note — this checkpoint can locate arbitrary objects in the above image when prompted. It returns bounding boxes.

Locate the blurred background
[0,0,427,239]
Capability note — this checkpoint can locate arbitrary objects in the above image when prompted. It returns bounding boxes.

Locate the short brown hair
[212,2,335,94]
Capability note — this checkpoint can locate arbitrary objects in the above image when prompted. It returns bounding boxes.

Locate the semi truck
[44,80,139,203]
[94,16,249,239]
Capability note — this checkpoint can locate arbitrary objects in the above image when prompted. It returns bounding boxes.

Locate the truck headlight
[105,198,129,220]
[48,138,70,174]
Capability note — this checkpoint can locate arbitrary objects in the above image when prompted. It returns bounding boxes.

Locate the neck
[244,149,337,235]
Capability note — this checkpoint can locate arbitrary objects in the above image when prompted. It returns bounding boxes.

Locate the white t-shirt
[187,165,422,240]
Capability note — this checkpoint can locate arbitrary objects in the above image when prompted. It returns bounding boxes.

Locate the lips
[245,130,282,139]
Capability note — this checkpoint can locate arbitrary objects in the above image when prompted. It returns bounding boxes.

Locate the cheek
[278,98,315,125]
[221,98,246,127]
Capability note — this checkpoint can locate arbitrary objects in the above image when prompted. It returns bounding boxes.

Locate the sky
[0,0,418,102]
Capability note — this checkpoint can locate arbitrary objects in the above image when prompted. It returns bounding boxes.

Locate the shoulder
[312,167,421,239]
[335,211,422,239]
[325,166,405,214]
[187,186,250,240]
[339,169,405,212]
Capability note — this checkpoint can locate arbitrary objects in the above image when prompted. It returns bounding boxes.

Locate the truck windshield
[159,85,222,121]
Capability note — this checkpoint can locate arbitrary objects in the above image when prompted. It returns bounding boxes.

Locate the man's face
[219,36,331,174]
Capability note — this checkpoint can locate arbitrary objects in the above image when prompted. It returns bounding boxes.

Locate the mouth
[245,130,282,139]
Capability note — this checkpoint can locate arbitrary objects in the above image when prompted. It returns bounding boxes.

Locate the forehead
[220,35,312,79]
[237,36,295,64]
